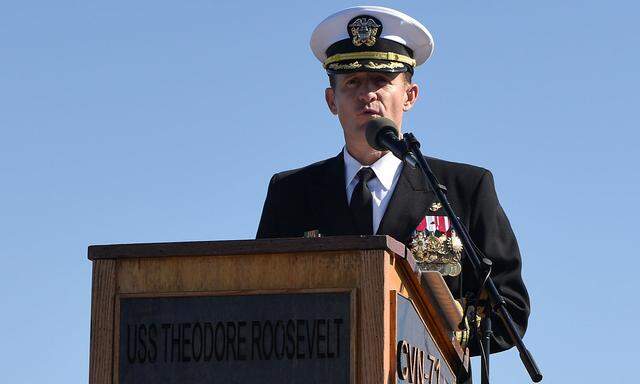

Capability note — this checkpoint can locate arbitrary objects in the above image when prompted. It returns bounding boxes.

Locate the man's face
[325,71,419,151]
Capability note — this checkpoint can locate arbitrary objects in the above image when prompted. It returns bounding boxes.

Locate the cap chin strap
[324,51,416,68]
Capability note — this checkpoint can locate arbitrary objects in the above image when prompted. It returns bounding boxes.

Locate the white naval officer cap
[310,6,434,74]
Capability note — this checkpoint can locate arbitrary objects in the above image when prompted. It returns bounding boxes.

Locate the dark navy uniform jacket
[257,152,530,355]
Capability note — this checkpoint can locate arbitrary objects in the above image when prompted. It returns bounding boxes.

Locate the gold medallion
[409,217,463,277]
[451,262,462,276]
[348,16,381,47]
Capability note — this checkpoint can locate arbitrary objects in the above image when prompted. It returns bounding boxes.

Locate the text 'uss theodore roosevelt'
[125,318,345,364]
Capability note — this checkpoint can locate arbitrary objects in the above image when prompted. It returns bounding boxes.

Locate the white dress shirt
[343,148,403,234]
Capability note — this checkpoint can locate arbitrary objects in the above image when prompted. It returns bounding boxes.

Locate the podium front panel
[118,291,352,383]
[88,237,466,384]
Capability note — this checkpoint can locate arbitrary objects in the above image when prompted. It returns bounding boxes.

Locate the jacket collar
[376,159,435,242]
[343,148,402,191]
[313,152,358,235]
[313,151,435,243]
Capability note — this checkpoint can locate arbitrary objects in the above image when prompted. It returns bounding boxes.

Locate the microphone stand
[402,132,543,383]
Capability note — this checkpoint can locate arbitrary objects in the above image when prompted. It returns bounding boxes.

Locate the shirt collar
[343,147,402,190]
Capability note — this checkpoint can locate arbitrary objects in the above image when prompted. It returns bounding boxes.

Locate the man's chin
[356,114,383,127]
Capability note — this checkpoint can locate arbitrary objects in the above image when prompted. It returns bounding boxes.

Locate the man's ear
[325,87,338,115]
[403,83,419,112]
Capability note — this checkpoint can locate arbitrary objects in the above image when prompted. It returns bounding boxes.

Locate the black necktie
[350,167,376,235]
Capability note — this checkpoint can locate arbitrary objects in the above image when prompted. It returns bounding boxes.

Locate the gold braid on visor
[323,51,416,68]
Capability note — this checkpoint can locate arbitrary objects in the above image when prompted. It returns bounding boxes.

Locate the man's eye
[346,79,359,87]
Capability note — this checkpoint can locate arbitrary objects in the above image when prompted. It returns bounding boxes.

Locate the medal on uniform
[429,202,443,212]
[409,215,463,276]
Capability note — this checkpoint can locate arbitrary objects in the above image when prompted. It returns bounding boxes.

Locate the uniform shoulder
[425,156,489,174]
[270,155,339,184]
[425,156,490,178]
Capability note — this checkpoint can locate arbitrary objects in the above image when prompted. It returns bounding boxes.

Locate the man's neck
[345,144,386,166]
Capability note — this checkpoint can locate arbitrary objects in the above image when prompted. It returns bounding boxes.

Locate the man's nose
[358,85,378,103]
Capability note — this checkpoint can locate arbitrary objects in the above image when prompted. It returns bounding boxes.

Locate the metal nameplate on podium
[396,294,455,384]
[119,291,352,383]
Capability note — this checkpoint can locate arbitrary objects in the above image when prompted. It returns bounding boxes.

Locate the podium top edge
[87,235,409,261]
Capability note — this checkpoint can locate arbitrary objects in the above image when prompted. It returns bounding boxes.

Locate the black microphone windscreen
[364,117,399,151]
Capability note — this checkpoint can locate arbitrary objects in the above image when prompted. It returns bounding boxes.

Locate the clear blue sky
[1,1,638,383]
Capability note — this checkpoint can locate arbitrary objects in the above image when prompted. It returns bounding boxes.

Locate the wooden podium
[88,235,469,384]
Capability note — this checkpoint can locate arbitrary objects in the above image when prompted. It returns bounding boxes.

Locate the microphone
[364,117,418,167]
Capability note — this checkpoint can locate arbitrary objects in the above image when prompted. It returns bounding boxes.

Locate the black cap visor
[325,59,411,74]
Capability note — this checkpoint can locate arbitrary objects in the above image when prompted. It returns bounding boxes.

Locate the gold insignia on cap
[327,61,363,71]
[348,17,380,47]
[324,52,416,68]
[430,202,443,212]
[364,61,404,70]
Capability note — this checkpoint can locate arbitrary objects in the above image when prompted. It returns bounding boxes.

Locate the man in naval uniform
[256,5,529,364]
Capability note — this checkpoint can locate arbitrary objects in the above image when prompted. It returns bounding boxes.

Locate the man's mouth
[360,108,381,116]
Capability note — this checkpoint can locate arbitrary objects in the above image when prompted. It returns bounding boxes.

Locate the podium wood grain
[89,259,116,384]
[88,236,467,384]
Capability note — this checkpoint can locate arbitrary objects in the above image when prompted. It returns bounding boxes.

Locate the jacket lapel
[376,162,435,243]
[311,152,358,236]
